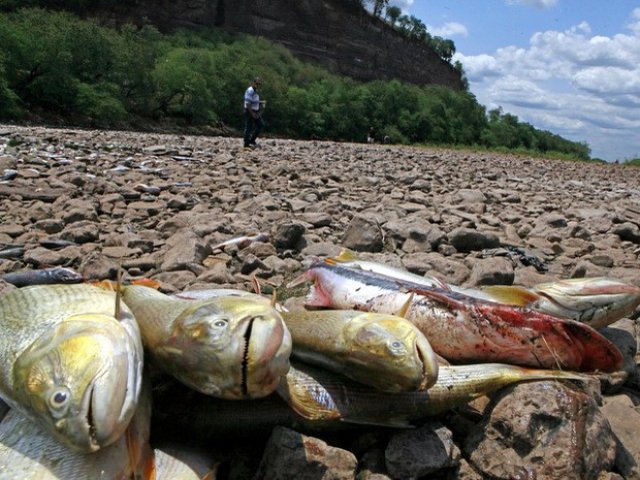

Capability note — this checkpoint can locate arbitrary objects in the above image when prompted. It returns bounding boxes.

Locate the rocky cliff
[98,0,464,89]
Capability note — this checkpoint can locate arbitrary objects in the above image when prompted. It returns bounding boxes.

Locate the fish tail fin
[481,285,541,306]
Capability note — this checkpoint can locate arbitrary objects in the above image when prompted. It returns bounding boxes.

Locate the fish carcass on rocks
[281,309,439,391]
[120,284,292,399]
[0,284,144,452]
[329,249,640,328]
[0,377,154,479]
[291,261,623,372]
[277,361,587,426]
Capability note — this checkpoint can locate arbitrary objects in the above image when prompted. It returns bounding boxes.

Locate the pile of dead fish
[1,248,639,479]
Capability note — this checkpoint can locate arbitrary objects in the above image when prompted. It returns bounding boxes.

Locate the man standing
[243,77,266,149]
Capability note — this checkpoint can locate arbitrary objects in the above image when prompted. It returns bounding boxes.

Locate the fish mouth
[85,385,99,451]
[414,333,439,390]
[241,317,256,397]
[241,313,292,399]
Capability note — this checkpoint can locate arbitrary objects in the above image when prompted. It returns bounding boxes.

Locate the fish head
[164,297,291,400]
[343,314,439,391]
[12,313,143,453]
[533,277,640,328]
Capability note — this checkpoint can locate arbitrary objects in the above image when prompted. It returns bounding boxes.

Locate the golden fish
[0,284,143,453]
[0,377,154,479]
[122,285,292,399]
[282,310,438,391]
[278,361,587,427]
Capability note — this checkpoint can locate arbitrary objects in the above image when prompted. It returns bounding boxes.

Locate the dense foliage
[0,8,591,160]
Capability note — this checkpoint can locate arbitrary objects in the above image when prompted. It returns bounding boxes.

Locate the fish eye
[48,387,71,417]
[387,340,406,356]
[213,319,228,328]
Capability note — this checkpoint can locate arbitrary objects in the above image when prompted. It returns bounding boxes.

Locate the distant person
[243,77,266,149]
[367,126,376,144]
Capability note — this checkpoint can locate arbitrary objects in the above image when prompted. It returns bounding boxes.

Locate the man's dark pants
[243,110,264,146]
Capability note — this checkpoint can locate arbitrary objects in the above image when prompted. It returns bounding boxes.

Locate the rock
[161,229,210,272]
[255,426,357,480]
[448,227,500,253]
[613,222,640,244]
[273,221,306,250]
[342,214,384,253]
[385,420,461,478]
[600,394,640,479]
[465,381,616,480]
[466,256,514,287]
[4,125,640,480]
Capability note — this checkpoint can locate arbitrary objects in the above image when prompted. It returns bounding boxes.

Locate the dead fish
[38,239,78,250]
[210,233,270,252]
[154,444,217,480]
[291,261,623,372]
[1,267,84,287]
[121,284,292,399]
[277,361,587,427]
[1,169,18,181]
[0,247,24,260]
[109,165,130,173]
[0,377,154,479]
[329,249,640,327]
[483,277,640,329]
[0,284,144,452]
[135,184,162,195]
[281,309,439,392]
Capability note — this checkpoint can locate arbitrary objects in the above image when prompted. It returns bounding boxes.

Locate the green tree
[385,6,401,26]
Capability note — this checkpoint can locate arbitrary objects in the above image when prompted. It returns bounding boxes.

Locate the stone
[254,426,357,480]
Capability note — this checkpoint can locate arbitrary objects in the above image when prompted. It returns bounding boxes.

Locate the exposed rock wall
[97,0,463,89]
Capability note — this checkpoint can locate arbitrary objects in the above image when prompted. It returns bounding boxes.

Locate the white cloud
[389,0,414,11]
[427,22,469,38]
[455,9,640,160]
[505,0,558,9]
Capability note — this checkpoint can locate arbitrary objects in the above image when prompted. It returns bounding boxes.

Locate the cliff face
[99,0,463,90]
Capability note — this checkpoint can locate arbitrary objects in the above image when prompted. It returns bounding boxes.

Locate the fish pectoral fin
[286,272,310,288]
[397,292,415,318]
[339,416,415,429]
[334,248,359,262]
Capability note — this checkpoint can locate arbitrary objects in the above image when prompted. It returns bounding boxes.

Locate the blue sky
[390,0,640,161]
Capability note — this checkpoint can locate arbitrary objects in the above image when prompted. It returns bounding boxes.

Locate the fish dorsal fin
[334,248,359,262]
[271,290,278,308]
[398,292,415,318]
[251,275,262,295]
[481,285,540,307]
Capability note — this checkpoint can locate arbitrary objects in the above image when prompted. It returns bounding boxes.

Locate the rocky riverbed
[1,125,640,479]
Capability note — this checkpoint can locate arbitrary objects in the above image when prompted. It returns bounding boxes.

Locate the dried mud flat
[1,124,640,479]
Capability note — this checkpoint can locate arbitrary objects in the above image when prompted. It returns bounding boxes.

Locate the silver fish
[329,249,640,327]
